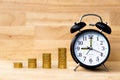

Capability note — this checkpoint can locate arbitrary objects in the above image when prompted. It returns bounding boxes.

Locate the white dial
[73,30,110,66]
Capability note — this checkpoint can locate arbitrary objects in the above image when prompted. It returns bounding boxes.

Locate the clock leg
[102,64,109,72]
[74,63,80,71]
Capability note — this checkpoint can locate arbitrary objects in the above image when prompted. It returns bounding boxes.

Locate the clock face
[71,29,110,68]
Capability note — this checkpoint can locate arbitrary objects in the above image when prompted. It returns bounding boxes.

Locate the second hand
[86,49,91,55]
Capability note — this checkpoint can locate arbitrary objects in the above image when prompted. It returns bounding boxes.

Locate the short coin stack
[58,48,67,69]
[14,62,23,68]
[28,58,37,68]
[42,53,51,69]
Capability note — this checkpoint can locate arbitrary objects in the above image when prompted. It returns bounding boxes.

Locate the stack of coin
[28,58,37,68]
[14,62,23,68]
[42,53,51,69]
[58,48,67,69]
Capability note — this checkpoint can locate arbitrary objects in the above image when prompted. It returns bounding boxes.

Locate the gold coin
[58,48,67,69]
[28,62,37,68]
[28,58,37,63]
[28,58,37,68]
[14,62,23,68]
[42,53,51,69]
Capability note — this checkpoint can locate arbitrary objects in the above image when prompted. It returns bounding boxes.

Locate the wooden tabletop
[0,61,120,80]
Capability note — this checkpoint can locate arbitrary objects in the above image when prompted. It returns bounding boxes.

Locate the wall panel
[0,0,119,61]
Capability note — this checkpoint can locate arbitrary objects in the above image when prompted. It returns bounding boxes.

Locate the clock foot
[74,63,80,71]
[102,64,109,72]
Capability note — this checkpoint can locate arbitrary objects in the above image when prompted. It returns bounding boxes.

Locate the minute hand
[92,48,103,54]
[89,36,93,47]
[90,38,92,47]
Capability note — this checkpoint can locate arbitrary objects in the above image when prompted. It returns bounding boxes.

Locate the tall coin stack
[58,48,67,69]
[28,58,37,68]
[42,53,51,69]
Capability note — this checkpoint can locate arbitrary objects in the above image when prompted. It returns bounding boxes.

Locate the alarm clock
[70,14,111,70]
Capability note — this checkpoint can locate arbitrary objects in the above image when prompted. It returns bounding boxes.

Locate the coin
[58,48,67,69]
[42,53,51,68]
[14,62,23,68]
[28,62,37,68]
[28,58,36,63]
[28,58,37,68]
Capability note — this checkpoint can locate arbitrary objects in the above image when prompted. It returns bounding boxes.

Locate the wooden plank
[35,26,111,40]
[110,12,120,26]
[0,12,25,26]
[0,26,34,39]
[0,61,120,80]
[1,0,120,6]
[35,27,73,40]
[34,40,70,49]
[0,0,120,12]
[0,48,72,61]
[0,39,33,50]
[26,12,110,26]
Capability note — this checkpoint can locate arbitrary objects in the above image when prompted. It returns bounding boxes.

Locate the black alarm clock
[70,14,111,70]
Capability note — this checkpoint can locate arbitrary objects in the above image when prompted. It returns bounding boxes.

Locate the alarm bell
[95,22,111,34]
[70,14,112,34]
[70,22,86,33]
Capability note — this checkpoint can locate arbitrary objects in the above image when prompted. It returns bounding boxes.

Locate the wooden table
[0,61,120,80]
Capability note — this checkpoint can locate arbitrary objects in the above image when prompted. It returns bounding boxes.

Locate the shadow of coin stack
[28,58,37,68]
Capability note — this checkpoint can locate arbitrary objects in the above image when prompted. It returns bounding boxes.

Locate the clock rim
[70,29,110,69]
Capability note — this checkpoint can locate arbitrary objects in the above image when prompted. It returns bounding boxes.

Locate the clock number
[83,36,87,41]
[97,36,99,41]
[78,53,82,57]
[89,35,93,39]
[78,41,83,45]
[76,46,80,50]
[89,58,93,63]
[100,53,104,57]
[100,41,103,45]
[83,56,86,62]
[102,46,105,51]
[96,56,99,62]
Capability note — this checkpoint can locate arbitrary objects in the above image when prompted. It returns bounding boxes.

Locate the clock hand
[90,36,93,47]
[92,48,103,54]
[81,47,91,55]
[81,47,89,50]
[86,49,90,55]
[87,46,92,50]
[87,46,103,54]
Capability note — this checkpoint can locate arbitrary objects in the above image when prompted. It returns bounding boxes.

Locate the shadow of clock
[75,62,120,72]
[74,66,107,72]
[85,67,108,72]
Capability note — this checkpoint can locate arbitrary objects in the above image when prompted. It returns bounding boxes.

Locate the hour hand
[81,47,89,50]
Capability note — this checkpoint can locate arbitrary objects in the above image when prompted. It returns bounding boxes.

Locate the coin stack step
[42,53,51,69]
[14,62,23,68]
[58,48,67,69]
[28,58,37,68]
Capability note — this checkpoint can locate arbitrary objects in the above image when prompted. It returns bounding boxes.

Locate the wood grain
[26,12,110,27]
[0,0,119,61]
[0,61,120,80]
[0,12,25,26]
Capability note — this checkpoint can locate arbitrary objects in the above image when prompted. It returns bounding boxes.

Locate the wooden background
[0,0,120,61]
